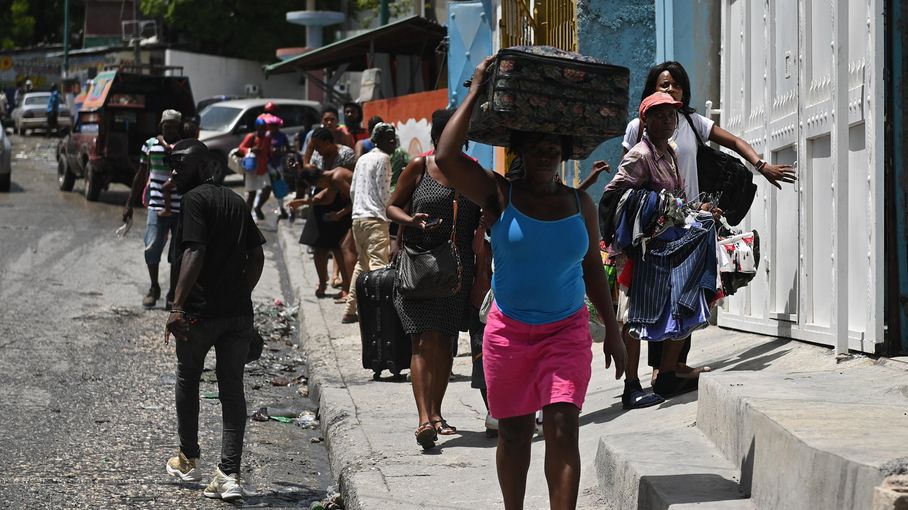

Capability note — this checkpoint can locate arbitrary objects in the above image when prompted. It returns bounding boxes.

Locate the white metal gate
[716,0,884,353]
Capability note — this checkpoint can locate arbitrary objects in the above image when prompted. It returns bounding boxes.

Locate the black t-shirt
[172,183,266,317]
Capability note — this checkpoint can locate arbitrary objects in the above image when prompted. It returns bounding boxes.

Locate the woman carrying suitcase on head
[435,57,626,510]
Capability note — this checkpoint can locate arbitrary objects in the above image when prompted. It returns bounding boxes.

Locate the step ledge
[596,427,754,510]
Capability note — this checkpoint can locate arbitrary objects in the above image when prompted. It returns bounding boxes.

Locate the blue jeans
[175,315,253,475]
[144,209,179,266]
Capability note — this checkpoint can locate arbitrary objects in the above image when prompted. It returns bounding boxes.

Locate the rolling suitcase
[467,45,630,159]
[356,265,411,380]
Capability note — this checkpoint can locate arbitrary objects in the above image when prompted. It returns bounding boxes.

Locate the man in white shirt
[342,123,398,323]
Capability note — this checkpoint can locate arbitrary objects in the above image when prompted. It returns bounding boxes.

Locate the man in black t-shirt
[163,140,265,501]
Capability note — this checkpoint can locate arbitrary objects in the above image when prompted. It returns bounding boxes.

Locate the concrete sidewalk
[276,221,907,510]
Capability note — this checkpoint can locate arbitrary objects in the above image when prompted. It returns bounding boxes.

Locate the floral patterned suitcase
[467,46,630,160]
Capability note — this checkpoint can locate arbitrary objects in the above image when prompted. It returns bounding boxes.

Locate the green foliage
[139,0,310,61]
[352,0,416,28]
[0,0,82,50]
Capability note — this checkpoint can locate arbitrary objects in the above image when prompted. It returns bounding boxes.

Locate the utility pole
[133,0,141,67]
[379,0,389,25]
[62,0,70,77]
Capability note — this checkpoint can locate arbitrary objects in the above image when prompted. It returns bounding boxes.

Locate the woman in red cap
[616,62,797,404]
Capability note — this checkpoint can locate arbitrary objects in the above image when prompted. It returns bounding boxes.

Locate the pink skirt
[483,301,593,419]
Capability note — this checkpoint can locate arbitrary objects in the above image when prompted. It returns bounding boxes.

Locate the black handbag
[396,195,463,300]
[683,113,757,226]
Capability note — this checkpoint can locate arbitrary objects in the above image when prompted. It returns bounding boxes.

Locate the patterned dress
[394,171,481,337]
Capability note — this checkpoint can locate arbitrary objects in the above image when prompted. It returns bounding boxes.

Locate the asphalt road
[0,133,333,508]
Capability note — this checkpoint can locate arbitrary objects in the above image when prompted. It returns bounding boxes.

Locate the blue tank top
[491,185,589,325]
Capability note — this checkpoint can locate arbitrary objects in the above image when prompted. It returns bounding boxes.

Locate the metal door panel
[718,0,883,353]
[805,134,833,328]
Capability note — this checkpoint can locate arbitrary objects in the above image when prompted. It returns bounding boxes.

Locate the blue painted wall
[656,0,721,117]
[577,0,656,201]
[890,0,908,353]
[576,0,720,201]
[447,0,494,168]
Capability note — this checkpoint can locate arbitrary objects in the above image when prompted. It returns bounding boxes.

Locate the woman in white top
[620,61,796,398]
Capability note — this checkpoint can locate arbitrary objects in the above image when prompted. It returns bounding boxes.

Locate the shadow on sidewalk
[432,430,499,451]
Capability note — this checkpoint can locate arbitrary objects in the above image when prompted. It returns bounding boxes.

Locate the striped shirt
[141,137,181,212]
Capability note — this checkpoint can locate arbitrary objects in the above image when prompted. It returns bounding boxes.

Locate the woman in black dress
[294,128,356,297]
[387,109,481,449]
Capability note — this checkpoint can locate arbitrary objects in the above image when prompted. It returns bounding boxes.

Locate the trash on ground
[251,406,299,422]
[310,437,324,443]
[295,410,319,429]
[269,416,294,424]
[202,391,219,399]
[271,375,291,386]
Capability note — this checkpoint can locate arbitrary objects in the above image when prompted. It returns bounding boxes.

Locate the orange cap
[639,92,682,118]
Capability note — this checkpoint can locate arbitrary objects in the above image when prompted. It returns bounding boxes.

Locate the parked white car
[0,119,11,191]
[11,92,72,135]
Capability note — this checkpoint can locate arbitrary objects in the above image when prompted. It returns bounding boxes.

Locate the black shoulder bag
[395,160,463,299]
[683,113,757,226]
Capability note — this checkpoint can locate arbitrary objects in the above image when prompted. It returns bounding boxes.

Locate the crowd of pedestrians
[116,51,796,506]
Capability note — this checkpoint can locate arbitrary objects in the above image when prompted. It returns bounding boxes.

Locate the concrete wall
[576,0,656,200]
[164,49,305,103]
[656,0,721,116]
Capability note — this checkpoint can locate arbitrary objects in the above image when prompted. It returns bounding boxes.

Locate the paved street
[0,133,332,508]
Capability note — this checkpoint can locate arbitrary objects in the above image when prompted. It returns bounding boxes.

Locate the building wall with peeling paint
[576,0,657,200]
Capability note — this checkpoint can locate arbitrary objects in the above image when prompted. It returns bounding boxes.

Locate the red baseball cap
[264,101,275,112]
[639,92,682,118]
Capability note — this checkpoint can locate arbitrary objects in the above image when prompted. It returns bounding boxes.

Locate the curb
[276,222,393,510]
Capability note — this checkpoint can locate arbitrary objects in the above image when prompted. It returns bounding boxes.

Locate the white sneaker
[165,452,202,482]
[203,467,243,501]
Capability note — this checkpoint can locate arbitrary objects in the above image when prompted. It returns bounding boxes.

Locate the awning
[264,16,446,75]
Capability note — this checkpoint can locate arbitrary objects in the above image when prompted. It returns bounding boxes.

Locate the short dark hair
[641,61,694,112]
[508,131,573,162]
[430,108,455,147]
[367,115,384,133]
[320,105,339,118]
[298,167,324,187]
[311,127,335,144]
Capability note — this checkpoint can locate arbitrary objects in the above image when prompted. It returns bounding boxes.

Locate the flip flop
[415,422,437,450]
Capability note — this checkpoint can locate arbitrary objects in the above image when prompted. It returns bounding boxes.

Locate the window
[199,105,243,132]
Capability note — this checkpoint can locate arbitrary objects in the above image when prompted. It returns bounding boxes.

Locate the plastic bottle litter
[294,410,319,429]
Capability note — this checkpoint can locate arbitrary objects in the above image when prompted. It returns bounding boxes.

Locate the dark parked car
[57,70,195,201]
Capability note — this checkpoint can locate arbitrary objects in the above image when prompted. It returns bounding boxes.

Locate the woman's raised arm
[435,56,507,214]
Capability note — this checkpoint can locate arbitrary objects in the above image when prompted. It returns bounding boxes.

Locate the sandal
[331,276,343,289]
[333,291,349,303]
[315,283,328,298]
[415,422,437,450]
[621,380,665,410]
[432,419,458,435]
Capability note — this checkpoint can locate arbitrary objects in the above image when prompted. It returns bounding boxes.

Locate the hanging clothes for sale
[717,229,760,296]
[625,213,718,342]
